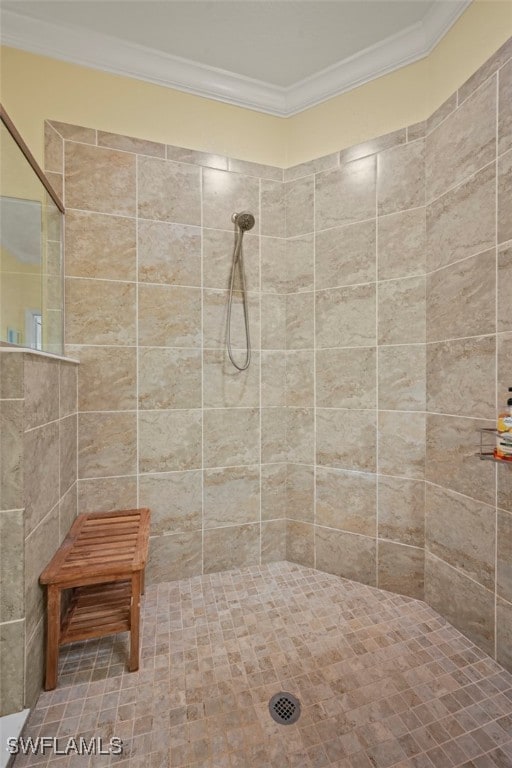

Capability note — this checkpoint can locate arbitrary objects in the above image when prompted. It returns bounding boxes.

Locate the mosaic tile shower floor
[15,562,512,768]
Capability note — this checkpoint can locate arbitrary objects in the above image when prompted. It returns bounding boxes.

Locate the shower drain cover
[269,692,301,725]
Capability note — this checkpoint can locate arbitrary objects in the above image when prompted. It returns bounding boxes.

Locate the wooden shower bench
[40,508,150,690]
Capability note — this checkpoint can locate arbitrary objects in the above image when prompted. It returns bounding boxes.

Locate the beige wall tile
[315,156,376,231]
[427,94,457,134]
[261,463,287,520]
[378,275,425,345]
[261,520,287,563]
[316,284,376,348]
[59,484,77,542]
[499,59,512,156]
[286,292,314,349]
[203,523,260,573]
[378,411,425,479]
[315,220,376,290]
[286,521,314,568]
[498,244,512,332]
[65,210,136,281]
[65,278,136,346]
[24,617,44,710]
[261,179,285,238]
[284,153,338,181]
[204,230,259,292]
[138,284,201,348]
[378,476,424,547]
[202,169,259,230]
[204,348,259,408]
[315,527,376,586]
[261,237,287,293]
[139,471,202,535]
[261,293,286,349]
[425,483,495,590]
[378,208,426,280]
[138,220,201,287]
[204,465,260,528]
[203,289,260,350]
[425,553,494,656]
[146,531,202,584]
[378,140,425,215]
[138,156,201,225]
[316,467,376,536]
[139,347,201,410]
[69,345,136,412]
[498,149,512,244]
[496,596,512,672]
[44,122,63,173]
[457,37,512,104]
[261,407,287,463]
[24,355,59,429]
[0,353,23,399]
[77,476,138,514]
[60,414,77,497]
[286,350,314,407]
[25,505,59,641]
[497,510,512,603]
[166,145,227,169]
[203,408,259,468]
[46,171,62,201]
[229,158,282,181]
[284,176,314,237]
[339,129,406,165]
[316,408,376,472]
[316,347,376,409]
[287,408,314,464]
[65,142,135,216]
[407,122,426,141]
[97,131,165,157]
[24,421,59,535]
[498,460,512,513]
[59,362,78,418]
[286,235,314,293]
[139,410,202,473]
[0,509,24,622]
[427,162,495,271]
[377,541,424,599]
[0,620,25,714]
[498,331,512,405]
[261,351,286,406]
[378,344,425,411]
[78,412,137,478]
[286,464,314,523]
[50,121,96,143]
[426,78,496,202]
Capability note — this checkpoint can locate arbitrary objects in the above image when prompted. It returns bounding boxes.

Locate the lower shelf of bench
[60,581,132,646]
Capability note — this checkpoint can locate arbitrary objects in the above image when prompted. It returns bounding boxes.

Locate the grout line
[135,154,140,510]
[375,153,380,588]
[494,74,499,662]
[425,158,495,207]
[200,165,205,576]
[312,150,317,571]
[258,178,263,566]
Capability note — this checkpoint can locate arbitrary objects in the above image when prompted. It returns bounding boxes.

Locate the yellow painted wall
[0,0,511,168]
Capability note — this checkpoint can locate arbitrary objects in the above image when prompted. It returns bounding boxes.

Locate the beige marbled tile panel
[426,77,496,202]
[316,408,376,472]
[424,553,494,656]
[203,407,259,468]
[59,484,77,542]
[498,461,512,513]
[498,331,512,403]
[378,411,425,479]
[377,541,424,599]
[426,93,457,135]
[378,344,425,411]
[284,152,338,182]
[203,523,260,573]
[378,275,426,345]
[138,220,201,287]
[138,284,201,348]
[427,162,495,271]
[0,509,23,622]
[24,355,59,430]
[65,278,136,346]
[261,519,287,563]
[228,157,282,181]
[1,620,24,714]
[426,248,496,342]
[498,243,512,332]
[139,471,201,535]
[286,520,314,568]
[425,482,495,590]
[458,36,512,104]
[77,475,137,515]
[377,208,426,280]
[497,596,512,672]
[315,526,376,586]
[24,421,59,535]
[45,171,62,202]
[0,353,23,399]
[44,123,63,174]
[139,409,201,473]
[202,168,259,231]
[78,412,137,479]
[202,289,260,350]
[139,347,201,410]
[166,145,227,170]
[378,475,425,547]
[260,179,285,238]
[59,362,78,419]
[203,230,259,292]
[146,531,202,584]
[427,336,496,419]
[261,407,287,463]
[204,465,260,528]
[499,58,512,155]
[316,467,376,536]
[260,293,286,349]
[377,139,425,215]
[498,149,512,244]
[286,463,314,523]
[260,237,287,293]
[67,345,136,412]
[315,155,376,231]
[316,283,376,348]
[65,210,136,281]
[426,414,496,505]
[65,142,135,216]
[407,121,426,141]
[285,350,314,407]
[497,509,512,602]
[60,414,77,497]
[315,220,376,289]
[287,407,314,464]
[286,292,314,349]
[97,131,165,157]
[49,120,96,143]
[24,617,44,710]
[24,505,59,641]
[261,351,286,406]
[261,463,287,520]
[284,175,314,237]
[339,129,406,165]
[316,347,376,409]
[286,234,314,293]
[138,156,201,225]
[203,348,260,408]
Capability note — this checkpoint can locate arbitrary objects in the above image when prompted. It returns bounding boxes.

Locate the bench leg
[45,586,61,690]
[129,572,141,672]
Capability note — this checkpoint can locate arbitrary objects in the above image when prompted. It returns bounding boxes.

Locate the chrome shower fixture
[227,211,255,370]
[232,211,255,232]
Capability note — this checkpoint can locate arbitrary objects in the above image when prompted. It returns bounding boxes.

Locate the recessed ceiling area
[0,0,472,115]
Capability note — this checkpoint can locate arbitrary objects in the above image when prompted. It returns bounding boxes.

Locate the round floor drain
[269,692,301,725]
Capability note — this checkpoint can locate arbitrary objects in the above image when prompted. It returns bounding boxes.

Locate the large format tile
[25,615,44,710]
[138,156,201,225]
[139,471,202,535]
[339,129,406,164]
[498,148,512,244]
[315,220,376,289]
[498,331,512,404]
[316,408,376,472]
[0,400,23,511]
[285,350,314,407]
[59,362,78,418]
[260,179,285,238]
[286,520,314,567]
[377,541,424,599]
[284,176,314,237]
[286,234,314,293]
[138,347,201,410]
[60,414,77,496]
[77,475,138,514]
[286,407,314,464]
[315,527,376,586]
[286,463,314,523]
[377,207,426,280]
[203,408,259,467]
[378,139,425,215]
[261,407,287,463]
[261,519,287,563]
[203,348,260,408]
[203,289,260,350]
[378,411,425,479]
[497,596,512,672]
[286,292,314,349]
[378,476,424,547]
[497,509,512,603]
[0,620,24,714]
[97,130,165,157]
[261,463,287,520]
[260,293,286,349]
[316,284,376,348]
[204,465,260,528]
[202,168,259,231]
[260,237,287,293]
[65,278,136,346]
[316,347,376,408]
[138,220,201,287]
[25,505,59,640]
[138,284,201,347]
[316,467,376,535]
[203,230,259,292]
[498,243,512,332]
[68,345,137,412]
[498,459,512,513]
[78,412,137,479]
[24,355,59,429]
[378,344,425,411]
[24,421,60,535]
[316,156,376,230]
[203,523,260,572]
[139,410,202,472]
[0,509,23,622]
[499,58,512,155]
[425,483,495,590]
[378,275,426,345]
[65,210,136,281]
[64,142,136,216]
[146,531,202,583]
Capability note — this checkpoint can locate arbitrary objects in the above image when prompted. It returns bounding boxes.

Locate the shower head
[232,211,255,231]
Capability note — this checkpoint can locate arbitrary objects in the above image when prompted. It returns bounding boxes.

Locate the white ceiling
[1,0,472,115]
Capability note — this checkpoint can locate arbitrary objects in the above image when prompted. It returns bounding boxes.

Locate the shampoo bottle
[495,387,512,461]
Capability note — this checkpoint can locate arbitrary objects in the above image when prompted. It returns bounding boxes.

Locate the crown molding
[0,1,472,117]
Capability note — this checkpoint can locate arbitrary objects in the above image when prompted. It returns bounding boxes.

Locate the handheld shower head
[232,211,255,231]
